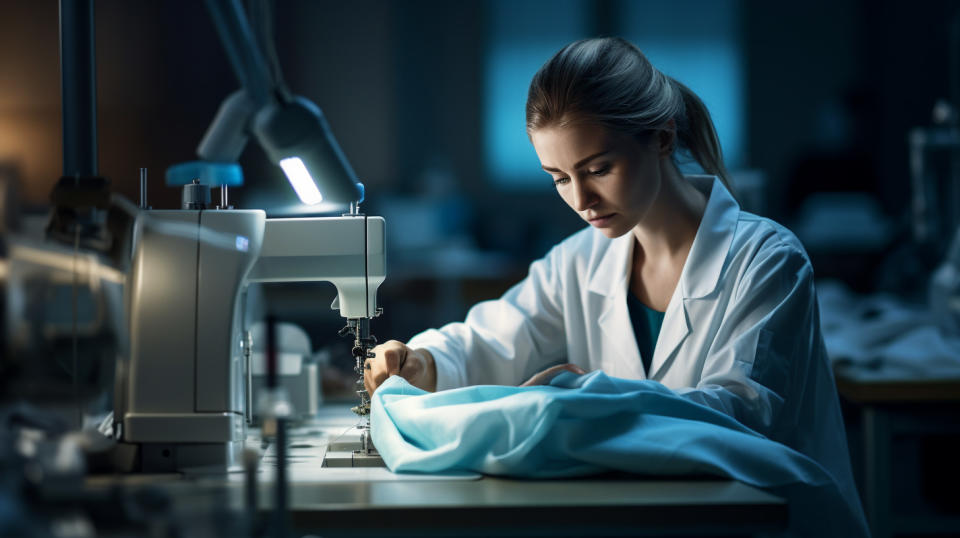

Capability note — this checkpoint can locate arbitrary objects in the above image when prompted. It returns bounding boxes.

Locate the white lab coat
[408,176,860,504]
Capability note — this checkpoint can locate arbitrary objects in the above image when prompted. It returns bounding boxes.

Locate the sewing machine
[116,205,385,472]
[42,0,389,473]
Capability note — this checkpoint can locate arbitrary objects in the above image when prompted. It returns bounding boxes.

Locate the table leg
[864,406,891,538]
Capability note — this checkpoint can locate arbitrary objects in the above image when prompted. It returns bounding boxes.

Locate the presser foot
[351,386,371,417]
[321,427,384,467]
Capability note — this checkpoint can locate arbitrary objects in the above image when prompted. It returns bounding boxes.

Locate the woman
[365,37,856,497]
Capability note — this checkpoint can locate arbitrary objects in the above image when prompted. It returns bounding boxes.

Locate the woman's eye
[553,177,569,186]
[589,164,610,176]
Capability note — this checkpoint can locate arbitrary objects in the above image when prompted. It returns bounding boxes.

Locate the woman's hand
[520,363,586,387]
[364,340,437,395]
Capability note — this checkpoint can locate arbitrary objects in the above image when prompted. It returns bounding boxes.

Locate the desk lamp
[193,0,363,206]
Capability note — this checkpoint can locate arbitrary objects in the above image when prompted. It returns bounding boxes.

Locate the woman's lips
[587,213,616,227]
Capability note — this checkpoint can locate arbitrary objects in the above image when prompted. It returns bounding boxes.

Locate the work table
[86,404,787,537]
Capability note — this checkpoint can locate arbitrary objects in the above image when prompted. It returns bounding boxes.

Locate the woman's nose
[571,180,596,211]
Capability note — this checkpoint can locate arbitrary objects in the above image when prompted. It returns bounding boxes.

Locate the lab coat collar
[588,227,637,377]
[589,175,740,379]
[651,176,739,378]
[586,232,633,298]
[680,175,740,300]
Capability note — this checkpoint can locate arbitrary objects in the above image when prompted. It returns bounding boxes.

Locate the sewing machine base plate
[321,450,385,467]
[322,428,385,467]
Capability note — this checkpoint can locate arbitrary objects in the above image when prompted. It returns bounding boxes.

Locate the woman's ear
[657,118,677,158]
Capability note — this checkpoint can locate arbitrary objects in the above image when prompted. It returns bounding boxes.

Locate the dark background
[1,0,957,348]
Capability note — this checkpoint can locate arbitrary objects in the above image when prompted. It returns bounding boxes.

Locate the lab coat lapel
[589,233,646,378]
[649,176,739,379]
[650,291,693,380]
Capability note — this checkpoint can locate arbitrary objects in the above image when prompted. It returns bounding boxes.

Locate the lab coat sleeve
[407,246,568,390]
[676,241,817,438]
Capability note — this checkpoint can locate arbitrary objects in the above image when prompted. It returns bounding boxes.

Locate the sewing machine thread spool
[181,178,211,210]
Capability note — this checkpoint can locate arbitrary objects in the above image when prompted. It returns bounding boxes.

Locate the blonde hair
[526,37,732,192]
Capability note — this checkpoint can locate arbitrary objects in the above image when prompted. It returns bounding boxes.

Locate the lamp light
[278,157,322,205]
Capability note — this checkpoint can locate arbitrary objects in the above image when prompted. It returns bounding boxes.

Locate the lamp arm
[203,0,276,108]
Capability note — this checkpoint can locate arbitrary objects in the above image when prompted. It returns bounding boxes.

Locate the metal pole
[59,0,98,177]
[139,168,148,209]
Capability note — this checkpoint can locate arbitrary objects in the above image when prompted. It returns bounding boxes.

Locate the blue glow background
[0,0,955,335]
[486,0,744,188]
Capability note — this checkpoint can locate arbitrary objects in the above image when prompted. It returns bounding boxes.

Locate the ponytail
[670,77,734,195]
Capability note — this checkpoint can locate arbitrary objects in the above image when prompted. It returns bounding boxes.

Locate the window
[484,0,591,189]
[622,0,744,172]
[484,0,744,189]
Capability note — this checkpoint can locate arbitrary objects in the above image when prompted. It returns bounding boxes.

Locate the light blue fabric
[371,372,869,537]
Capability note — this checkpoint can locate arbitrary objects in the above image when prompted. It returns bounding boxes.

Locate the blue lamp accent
[354,182,365,204]
[165,161,244,187]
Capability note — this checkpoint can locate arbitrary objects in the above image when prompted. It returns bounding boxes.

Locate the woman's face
[530,121,665,239]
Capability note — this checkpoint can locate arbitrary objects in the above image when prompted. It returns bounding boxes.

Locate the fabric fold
[370,372,869,537]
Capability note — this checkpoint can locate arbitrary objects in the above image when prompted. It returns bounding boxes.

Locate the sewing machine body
[117,210,384,471]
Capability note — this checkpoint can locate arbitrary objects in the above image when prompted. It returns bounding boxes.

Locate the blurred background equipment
[249,321,321,423]
[1,0,129,428]
[929,226,960,337]
[910,99,960,272]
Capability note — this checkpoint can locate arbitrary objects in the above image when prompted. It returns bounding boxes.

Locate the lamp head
[252,96,362,205]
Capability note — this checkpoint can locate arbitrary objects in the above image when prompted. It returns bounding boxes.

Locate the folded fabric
[370,371,869,537]
[818,279,960,374]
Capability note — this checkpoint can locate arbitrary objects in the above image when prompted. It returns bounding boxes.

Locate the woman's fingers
[520,363,586,387]
[364,340,410,394]
[382,342,405,376]
[363,360,376,395]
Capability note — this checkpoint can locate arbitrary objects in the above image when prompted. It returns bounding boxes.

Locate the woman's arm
[406,244,569,390]
[676,242,822,439]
